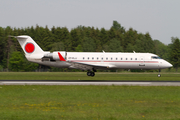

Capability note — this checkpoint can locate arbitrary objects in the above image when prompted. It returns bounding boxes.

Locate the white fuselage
[31,52,172,70]
[66,52,171,69]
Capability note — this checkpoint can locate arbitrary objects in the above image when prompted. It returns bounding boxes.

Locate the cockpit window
[151,56,162,59]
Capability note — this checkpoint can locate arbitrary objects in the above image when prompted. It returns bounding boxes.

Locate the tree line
[0,21,179,72]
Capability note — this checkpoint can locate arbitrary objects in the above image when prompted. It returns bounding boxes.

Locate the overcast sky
[1,0,180,45]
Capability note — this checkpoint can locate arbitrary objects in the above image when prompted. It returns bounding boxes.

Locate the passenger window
[131,58,132,60]
[83,57,84,60]
[116,58,118,60]
[92,57,94,60]
[101,57,103,60]
[121,58,123,60]
[135,58,137,60]
[97,57,99,60]
[126,58,128,60]
[111,58,113,60]
[88,57,89,60]
[106,58,108,60]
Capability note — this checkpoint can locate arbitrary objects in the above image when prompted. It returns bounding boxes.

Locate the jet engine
[43,51,66,61]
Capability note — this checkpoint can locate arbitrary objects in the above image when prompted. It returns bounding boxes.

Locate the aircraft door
[100,55,104,66]
[139,56,145,67]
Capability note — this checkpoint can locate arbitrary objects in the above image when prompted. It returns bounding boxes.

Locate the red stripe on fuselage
[69,60,159,63]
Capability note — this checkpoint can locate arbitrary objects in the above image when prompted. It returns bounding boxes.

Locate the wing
[67,61,115,71]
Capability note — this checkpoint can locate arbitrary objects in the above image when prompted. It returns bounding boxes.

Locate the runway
[0,80,180,86]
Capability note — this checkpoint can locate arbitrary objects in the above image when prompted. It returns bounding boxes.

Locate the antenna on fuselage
[102,50,105,53]
[133,51,136,53]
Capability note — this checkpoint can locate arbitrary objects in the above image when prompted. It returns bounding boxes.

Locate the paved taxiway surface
[0,80,180,86]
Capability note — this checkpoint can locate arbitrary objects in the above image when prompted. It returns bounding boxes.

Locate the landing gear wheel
[158,74,161,77]
[87,72,91,76]
[87,72,95,77]
[91,72,95,77]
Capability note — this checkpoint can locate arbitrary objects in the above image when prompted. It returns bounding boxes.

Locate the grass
[0,85,180,120]
[0,72,179,119]
[0,72,180,81]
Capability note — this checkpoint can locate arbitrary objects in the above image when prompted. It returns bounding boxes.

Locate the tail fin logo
[25,43,35,53]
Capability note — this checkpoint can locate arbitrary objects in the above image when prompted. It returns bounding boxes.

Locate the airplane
[12,35,172,77]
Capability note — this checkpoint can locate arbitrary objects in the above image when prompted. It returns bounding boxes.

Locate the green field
[0,85,180,120]
[0,72,180,119]
[0,72,180,81]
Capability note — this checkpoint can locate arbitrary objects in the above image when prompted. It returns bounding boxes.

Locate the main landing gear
[87,71,95,77]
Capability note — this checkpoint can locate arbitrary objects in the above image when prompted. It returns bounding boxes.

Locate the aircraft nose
[160,61,173,69]
[164,61,173,68]
[168,63,173,68]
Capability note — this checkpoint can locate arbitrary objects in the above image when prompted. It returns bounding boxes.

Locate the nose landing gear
[158,69,161,77]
